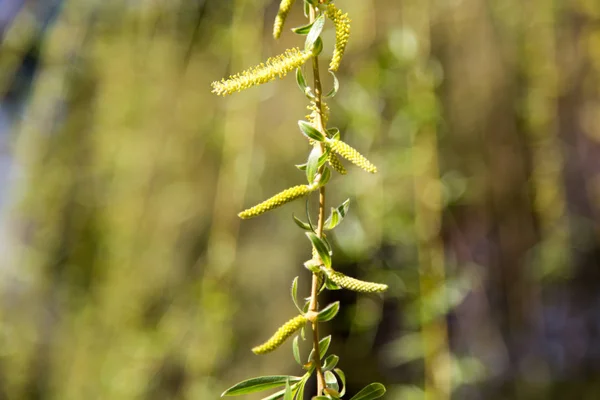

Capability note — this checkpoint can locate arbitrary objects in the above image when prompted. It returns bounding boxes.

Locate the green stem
[308,5,328,397]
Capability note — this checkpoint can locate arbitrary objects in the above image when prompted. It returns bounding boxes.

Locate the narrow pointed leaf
[293,215,312,231]
[222,376,302,396]
[308,335,332,363]
[284,380,293,400]
[305,14,325,49]
[334,369,346,397]
[306,146,321,184]
[324,371,339,391]
[305,232,331,268]
[348,383,386,400]
[299,120,325,142]
[296,68,308,92]
[292,21,314,35]
[318,166,331,187]
[291,276,302,312]
[295,163,308,171]
[324,70,340,98]
[324,199,350,230]
[316,301,340,322]
[295,379,306,400]
[311,36,323,56]
[322,354,339,371]
[293,336,302,365]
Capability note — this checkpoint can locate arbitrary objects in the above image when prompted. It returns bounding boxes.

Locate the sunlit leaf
[322,354,339,371]
[348,383,386,400]
[334,368,346,397]
[293,215,312,231]
[305,232,331,268]
[291,276,303,313]
[308,335,332,363]
[299,120,326,142]
[284,380,293,400]
[324,199,350,230]
[305,14,325,50]
[222,376,302,397]
[316,301,340,322]
[324,370,339,392]
[293,336,302,365]
[324,70,339,98]
[292,22,314,35]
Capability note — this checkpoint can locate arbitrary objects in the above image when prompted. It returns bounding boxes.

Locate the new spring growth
[211,48,312,96]
[325,2,351,72]
[273,0,296,39]
[215,1,387,398]
[252,314,307,354]
[238,184,317,219]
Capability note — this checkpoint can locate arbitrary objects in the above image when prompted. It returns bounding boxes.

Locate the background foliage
[1,0,600,399]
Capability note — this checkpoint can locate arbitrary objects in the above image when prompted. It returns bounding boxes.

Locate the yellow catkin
[327,139,377,173]
[211,48,312,96]
[273,0,296,39]
[328,153,347,175]
[306,101,330,126]
[252,315,308,354]
[325,3,350,71]
[323,269,388,293]
[238,184,314,219]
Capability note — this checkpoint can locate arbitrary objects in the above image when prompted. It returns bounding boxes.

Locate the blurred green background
[1,0,600,399]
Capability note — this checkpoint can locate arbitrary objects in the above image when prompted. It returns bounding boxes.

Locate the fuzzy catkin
[327,139,377,173]
[324,269,388,293]
[211,48,312,96]
[325,3,350,71]
[273,0,296,39]
[328,153,347,175]
[238,185,314,219]
[252,315,307,354]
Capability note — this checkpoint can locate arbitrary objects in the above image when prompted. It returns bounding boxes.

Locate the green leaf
[222,376,303,396]
[318,166,331,187]
[316,301,340,322]
[305,232,331,268]
[292,336,302,365]
[295,163,307,171]
[295,379,307,400]
[322,354,339,371]
[303,0,310,17]
[334,369,346,397]
[291,276,302,313]
[305,14,325,50]
[312,397,329,400]
[308,335,332,363]
[324,371,339,392]
[311,36,323,56]
[324,70,339,98]
[292,21,314,35]
[284,380,293,400]
[306,145,323,184]
[348,383,386,400]
[298,120,326,142]
[305,199,316,232]
[326,127,340,140]
[324,199,350,230]
[296,68,308,91]
[292,215,312,231]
